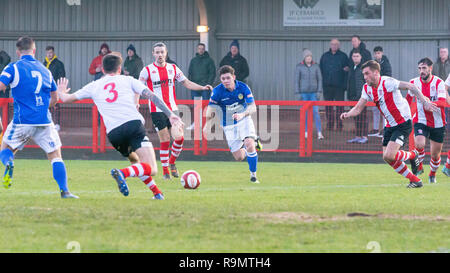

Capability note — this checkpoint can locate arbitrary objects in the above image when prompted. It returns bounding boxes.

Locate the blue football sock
[52,159,69,192]
[246,151,258,173]
[0,148,14,166]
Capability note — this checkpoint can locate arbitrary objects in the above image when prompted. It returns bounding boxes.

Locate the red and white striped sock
[394,150,415,162]
[140,175,161,195]
[389,160,420,182]
[417,148,425,164]
[120,163,152,178]
[169,137,184,165]
[429,156,441,176]
[446,150,450,169]
[160,141,170,175]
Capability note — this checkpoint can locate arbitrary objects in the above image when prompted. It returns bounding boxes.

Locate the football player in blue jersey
[0,37,78,198]
[203,65,262,183]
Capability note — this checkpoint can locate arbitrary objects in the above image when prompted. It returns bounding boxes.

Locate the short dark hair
[198,43,206,48]
[218,65,235,76]
[45,46,55,51]
[351,50,361,56]
[152,42,167,52]
[418,57,433,66]
[16,36,35,52]
[102,54,122,73]
[373,46,383,52]
[361,60,381,72]
[352,35,361,41]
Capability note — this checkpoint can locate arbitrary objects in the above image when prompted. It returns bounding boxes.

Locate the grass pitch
[0,159,449,253]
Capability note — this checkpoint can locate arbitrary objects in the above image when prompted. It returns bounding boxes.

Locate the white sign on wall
[283,0,384,26]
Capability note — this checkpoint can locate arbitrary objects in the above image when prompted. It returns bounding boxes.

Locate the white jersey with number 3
[74,75,147,133]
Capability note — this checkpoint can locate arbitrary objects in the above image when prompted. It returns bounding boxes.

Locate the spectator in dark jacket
[0,50,11,98]
[219,40,249,82]
[89,43,111,80]
[432,47,449,80]
[432,47,450,129]
[44,46,66,130]
[166,54,178,66]
[369,46,392,137]
[188,43,216,100]
[295,49,324,140]
[123,44,143,79]
[319,38,349,131]
[349,35,371,67]
[347,51,368,144]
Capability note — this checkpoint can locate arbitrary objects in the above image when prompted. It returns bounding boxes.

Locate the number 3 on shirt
[104,83,118,103]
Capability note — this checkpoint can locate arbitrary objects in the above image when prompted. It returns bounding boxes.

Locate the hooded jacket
[188,51,216,86]
[347,62,365,101]
[124,45,143,79]
[349,42,372,67]
[295,61,322,94]
[219,52,249,82]
[89,43,111,79]
[376,55,392,77]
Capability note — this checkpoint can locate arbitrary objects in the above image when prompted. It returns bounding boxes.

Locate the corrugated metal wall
[211,0,450,100]
[0,0,449,100]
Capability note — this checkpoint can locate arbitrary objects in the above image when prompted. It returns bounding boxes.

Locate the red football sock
[429,156,441,177]
[394,150,415,162]
[389,160,420,182]
[169,137,184,165]
[120,163,152,178]
[160,141,170,175]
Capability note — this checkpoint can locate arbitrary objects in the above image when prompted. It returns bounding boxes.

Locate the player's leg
[442,149,450,177]
[428,127,445,183]
[127,152,140,164]
[0,123,28,188]
[382,122,422,188]
[168,113,184,178]
[34,125,78,199]
[132,146,164,199]
[413,123,428,175]
[152,112,172,180]
[157,128,171,180]
[240,117,259,183]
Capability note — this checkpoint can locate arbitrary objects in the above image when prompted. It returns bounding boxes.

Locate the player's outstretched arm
[181,79,213,92]
[57,78,79,103]
[399,81,439,113]
[141,88,184,129]
[340,97,368,120]
[203,105,214,138]
[0,82,6,92]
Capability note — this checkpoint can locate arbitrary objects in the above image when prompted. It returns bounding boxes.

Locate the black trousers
[323,85,345,130]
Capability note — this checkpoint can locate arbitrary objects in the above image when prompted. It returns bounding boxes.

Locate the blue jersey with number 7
[0,55,57,125]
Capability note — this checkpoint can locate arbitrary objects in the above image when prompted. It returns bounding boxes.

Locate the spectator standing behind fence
[319,38,349,131]
[0,50,11,98]
[123,44,143,80]
[295,49,324,140]
[368,46,392,138]
[43,46,66,131]
[432,47,450,129]
[346,51,368,144]
[186,43,216,130]
[89,43,111,80]
[219,40,249,82]
[348,35,372,67]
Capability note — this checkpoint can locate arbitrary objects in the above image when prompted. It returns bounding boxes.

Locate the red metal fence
[1,98,448,157]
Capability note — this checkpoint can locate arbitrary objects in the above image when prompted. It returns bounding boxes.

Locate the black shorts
[414,123,445,143]
[382,120,412,147]
[151,111,177,131]
[107,120,151,157]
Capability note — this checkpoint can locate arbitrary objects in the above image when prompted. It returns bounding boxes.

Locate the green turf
[0,159,449,253]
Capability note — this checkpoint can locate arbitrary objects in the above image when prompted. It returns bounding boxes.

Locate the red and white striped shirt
[406,75,446,128]
[139,62,186,113]
[361,76,411,127]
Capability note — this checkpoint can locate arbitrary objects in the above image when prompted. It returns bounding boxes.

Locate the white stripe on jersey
[409,76,446,128]
[10,64,19,88]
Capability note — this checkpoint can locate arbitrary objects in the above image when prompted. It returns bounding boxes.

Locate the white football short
[2,122,62,154]
[223,117,257,153]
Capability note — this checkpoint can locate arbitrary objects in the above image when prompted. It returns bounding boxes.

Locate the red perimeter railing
[0,98,448,157]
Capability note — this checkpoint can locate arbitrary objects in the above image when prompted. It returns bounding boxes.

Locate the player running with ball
[57,53,183,200]
[203,65,262,183]
[340,60,439,188]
